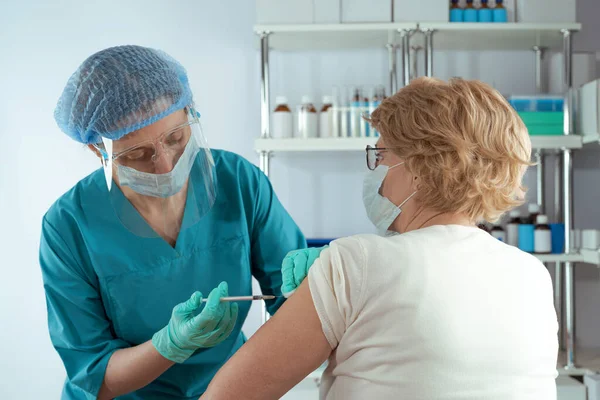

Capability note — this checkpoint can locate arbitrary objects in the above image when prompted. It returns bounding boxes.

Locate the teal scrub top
[39,150,306,399]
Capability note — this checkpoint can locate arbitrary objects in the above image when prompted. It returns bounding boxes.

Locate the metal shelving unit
[255,21,600,375]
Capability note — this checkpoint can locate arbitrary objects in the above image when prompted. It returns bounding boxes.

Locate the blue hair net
[55,45,193,145]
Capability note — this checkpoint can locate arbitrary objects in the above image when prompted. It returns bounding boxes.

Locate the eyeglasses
[365,145,390,171]
[95,121,194,173]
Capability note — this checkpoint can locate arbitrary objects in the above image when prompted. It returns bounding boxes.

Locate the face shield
[94,106,216,242]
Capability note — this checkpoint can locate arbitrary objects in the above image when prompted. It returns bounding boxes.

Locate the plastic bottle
[449,0,464,22]
[534,215,552,254]
[506,210,520,247]
[272,96,293,139]
[297,96,318,138]
[493,0,507,22]
[369,86,386,137]
[320,95,333,138]
[490,224,506,242]
[350,87,362,138]
[478,0,492,22]
[528,203,541,225]
[464,0,477,22]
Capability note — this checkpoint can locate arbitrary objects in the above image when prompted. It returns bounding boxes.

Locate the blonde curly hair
[367,77,532,223]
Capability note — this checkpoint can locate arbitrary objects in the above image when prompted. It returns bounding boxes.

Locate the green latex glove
[152,281,239,363]
[281,246,328,298]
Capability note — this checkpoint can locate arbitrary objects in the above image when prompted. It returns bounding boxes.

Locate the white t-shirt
[308,225,558,400]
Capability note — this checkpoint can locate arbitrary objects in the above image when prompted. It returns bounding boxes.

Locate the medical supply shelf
[255,23,581,51]
[254,135,585,152]
[255,21,594,374]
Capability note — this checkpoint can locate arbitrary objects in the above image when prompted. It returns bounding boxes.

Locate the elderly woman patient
[201,77,558,400]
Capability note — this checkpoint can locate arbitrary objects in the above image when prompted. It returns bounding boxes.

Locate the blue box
[550,223,565,254]
[508,96,564,112]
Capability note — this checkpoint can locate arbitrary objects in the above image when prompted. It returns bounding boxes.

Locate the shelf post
[424,29,434,77]
[554,151,564,350]
[400,29,412,87]
[535,150,545,213]
[386,43,398,95]
[259,30,272,325]
[532,46,547,94]
[561,29,576,369]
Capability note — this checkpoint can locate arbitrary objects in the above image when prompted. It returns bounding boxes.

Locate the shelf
[255,135,583,152]
[254,22,580,51]
[255,137,374,152]
[582,134,600,145]
[581,249,600,266]
[254,23,416,51]
[558,348,600,376]
[417,22,582,51]
[535,254,584,263]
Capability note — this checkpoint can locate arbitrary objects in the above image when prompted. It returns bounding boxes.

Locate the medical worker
[40,45,305,399]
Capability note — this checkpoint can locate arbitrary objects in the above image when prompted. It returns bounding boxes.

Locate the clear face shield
[94,106,216,243]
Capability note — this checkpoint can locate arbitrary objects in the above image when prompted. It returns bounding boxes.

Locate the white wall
[1,1,599,399]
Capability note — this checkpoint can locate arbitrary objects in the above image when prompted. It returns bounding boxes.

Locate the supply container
[320,95,334,138]
[490,224,505,242]
[578,79,600,138]
[449,0,464,22]
[550,223,565,254]
[506,210,520,247]
[518,224,534,253]
[349,87,364,138]
[534,215,552,254]
[272,96,293,138]
[463,0,477,22]
[492,0,507,22]
[478,0,492,22]
[297,96,318,138]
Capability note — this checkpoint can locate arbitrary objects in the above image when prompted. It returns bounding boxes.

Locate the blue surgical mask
[117,135,199,198]
[362,163,417,235]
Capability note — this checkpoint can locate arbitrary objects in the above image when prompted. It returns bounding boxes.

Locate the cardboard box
[341,0,392,23]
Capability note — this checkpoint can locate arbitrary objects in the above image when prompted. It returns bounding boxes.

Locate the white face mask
[362,163,417,235]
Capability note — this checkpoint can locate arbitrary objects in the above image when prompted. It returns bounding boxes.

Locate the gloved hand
[281,246,328,298]
[152,281,239,363]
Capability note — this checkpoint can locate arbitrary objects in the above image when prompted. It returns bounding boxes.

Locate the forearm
[98,340,175,399]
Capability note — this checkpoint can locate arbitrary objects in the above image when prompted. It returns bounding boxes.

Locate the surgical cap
[54,45,193,145]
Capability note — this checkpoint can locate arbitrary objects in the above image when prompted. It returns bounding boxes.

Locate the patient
[201,78,559,399]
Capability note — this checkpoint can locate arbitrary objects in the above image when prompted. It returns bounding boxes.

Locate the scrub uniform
[39,149,305,399]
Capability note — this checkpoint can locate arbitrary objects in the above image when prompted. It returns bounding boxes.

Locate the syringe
[201,295,277,303]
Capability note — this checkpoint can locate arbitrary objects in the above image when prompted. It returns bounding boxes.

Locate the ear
[411,175,420,191]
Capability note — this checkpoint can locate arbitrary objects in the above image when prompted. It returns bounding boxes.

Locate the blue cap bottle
[478,0,493,22]
[449,0,464,22]
[463,0,478,22]
[493,0,508,22]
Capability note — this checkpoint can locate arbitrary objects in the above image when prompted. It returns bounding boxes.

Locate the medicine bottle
[272,96,292,138]
[490,224,506,242]
[478,0,492,22]
[506,210,520,247]
[493,0,507,22]
[528,203,541,225]
[464,0,477,22]
[534,215,552,254]
[320,95,333,138]
[298,96,318,138]
[450,0,464,22]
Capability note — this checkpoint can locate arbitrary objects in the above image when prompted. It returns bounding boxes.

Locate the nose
[153,147,175,174]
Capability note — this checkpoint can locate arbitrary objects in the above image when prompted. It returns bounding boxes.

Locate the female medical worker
[39,45,305,399]
[202,78,559,399]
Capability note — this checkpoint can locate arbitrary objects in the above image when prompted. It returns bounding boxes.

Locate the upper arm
[40,217,129,397]
[201,280,331,400]
[249,167,306,314]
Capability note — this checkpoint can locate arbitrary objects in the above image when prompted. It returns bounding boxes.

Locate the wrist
[152,325,194,364]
